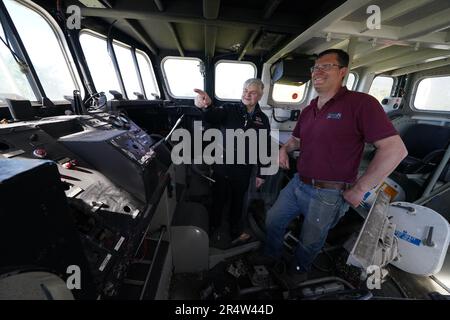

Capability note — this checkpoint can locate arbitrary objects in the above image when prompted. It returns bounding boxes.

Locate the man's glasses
[310,63,344,73]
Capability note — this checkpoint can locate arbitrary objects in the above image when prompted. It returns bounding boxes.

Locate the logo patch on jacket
[254,116,264,125]
[327,112,342,120]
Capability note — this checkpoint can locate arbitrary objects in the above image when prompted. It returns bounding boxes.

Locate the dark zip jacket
[202,101,271,178]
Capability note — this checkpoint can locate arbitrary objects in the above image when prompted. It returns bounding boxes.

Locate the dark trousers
[211,170,251,239]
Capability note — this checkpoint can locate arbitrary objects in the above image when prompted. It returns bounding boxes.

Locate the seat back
[397,124,450,174]
[402,124,450,159]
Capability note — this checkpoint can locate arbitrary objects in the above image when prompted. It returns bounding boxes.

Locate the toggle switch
[62,161,73,169]
[62,159,78,169]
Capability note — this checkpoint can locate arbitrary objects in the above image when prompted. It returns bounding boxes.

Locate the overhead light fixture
[78,0,107,8]
[230,43,242,52]
[326,32,332,42]
[414,42,420,51]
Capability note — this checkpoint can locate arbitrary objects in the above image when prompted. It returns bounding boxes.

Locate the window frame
[79,29,124,98]
[412,74,450,113]
[213,59,257,101]
[80,29,160,101]
[161,56,205,99]
[1,0,83,102]
[112,38,143,100]
[135,48,160,99]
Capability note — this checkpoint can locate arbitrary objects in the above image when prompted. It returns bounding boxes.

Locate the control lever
[423,226,435,247]
[190,164,216,183]
[109,90,123,100]
[133,92,145,100]
[91,201,105,213]
[164,114,184,143]
[75,90,87,115]
[65,90,87,115]
[160,115,216,183]
[140,114,185,164]
[150,114,185,150]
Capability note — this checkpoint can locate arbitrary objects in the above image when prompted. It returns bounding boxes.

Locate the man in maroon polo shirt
[263,49,408,279]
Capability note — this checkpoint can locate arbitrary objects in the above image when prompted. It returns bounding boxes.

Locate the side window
[4,0,82,101]
[162,57,204,98]
[414,76,450,112]
[214,61,256,100]
[79,30,121,100]
[0,19,36,103]
[346,72,356,90]
[135,49,160,99]
[272,83,307,103]
[113,41,141,99]
[369,76,394,102]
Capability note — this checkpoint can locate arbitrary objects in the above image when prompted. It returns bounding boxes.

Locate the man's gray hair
[243,78,264,93]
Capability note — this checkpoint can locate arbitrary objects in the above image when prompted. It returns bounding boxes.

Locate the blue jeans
[265,174,349,272]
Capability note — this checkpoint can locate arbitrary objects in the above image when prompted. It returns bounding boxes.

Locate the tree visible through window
[4,0,81,101]
[0,19,36,103]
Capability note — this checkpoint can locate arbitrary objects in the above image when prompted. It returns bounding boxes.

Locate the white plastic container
[389,202,450,276]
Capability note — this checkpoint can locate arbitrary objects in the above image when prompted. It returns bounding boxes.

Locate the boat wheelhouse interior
[0,0,450,300]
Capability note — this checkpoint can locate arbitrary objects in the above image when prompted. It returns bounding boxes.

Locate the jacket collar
[240,101,261,117]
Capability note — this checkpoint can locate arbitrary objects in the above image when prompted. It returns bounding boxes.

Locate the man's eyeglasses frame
[310,64,345,73]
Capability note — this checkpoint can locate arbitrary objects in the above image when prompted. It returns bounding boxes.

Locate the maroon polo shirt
[292,87,398,183]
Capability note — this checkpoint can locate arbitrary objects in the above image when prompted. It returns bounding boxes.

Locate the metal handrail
[139,226,167,300]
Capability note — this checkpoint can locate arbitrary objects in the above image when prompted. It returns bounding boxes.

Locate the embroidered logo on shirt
[326,112,342,120]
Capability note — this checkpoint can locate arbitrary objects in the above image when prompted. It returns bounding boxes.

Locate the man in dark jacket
[193,78,271,244]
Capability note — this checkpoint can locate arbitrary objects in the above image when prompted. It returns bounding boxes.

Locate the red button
[33,148,47,158]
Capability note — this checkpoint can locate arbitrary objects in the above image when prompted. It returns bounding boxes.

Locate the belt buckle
[312,178,320,189]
